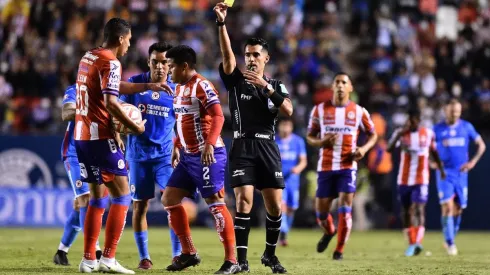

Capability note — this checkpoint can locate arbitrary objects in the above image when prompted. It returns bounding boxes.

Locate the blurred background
[0,0,489,231]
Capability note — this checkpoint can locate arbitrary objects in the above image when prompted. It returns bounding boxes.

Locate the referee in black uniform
[215,2,293,274]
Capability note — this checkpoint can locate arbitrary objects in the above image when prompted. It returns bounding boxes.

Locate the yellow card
[224,0,234,7]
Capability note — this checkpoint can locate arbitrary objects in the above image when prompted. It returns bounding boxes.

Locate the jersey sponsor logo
[0,149,53,188]
[174,106,189,114]
[152,92,160,100]
[232,169,245,177]
[80,163,88,179]
[255,133,271,139]
[117,159,125,169]
[83,52,100,61]
[146,104,171,117]
[241,94,252,100]
[324,126,352,133]
[280,151,297,161]
[107,60,121,90]
[275,171,283,178]
[138,104,146,113]
[442,137,465,147]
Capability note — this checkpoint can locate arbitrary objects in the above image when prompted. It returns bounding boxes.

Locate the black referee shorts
[229,139,285,190]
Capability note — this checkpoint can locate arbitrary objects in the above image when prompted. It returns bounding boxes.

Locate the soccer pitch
[0,228,489,274]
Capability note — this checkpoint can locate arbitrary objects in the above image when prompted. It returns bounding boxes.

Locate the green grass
[0,228,489,274]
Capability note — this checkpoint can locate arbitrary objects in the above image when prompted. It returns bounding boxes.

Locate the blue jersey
[433,119,480,170]
[120,72,176,162]
[276,133,307,177]
[61,84,77,161]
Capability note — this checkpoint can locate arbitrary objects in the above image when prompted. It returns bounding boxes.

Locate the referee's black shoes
[261,253,287,273]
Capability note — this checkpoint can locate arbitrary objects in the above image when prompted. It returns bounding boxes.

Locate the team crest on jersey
[138,104,146,113]
[75,180,83,188]
[348,111,355,120]
[152,92,160,100]
[118,159,125,169]
[184,87,191,96]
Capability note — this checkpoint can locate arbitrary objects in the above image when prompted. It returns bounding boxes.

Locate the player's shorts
[436,169,468,209]
[128,160,173,201]
[64,156,89,198]
[283,174,300,209]
[229,139,285,190]
[317,169,357,198]
[397,184,429,208]
[75,139,127,184]
[167,147,226,199]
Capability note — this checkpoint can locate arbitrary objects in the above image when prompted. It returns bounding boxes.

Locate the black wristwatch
[216,19,225,26]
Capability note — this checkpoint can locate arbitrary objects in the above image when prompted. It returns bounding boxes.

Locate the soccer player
[276,117,307,246]
[307,72,378,260]
[53,84,102,266]
[75,18,151,274]
[387,109,445,257]
[433,99,486,255]
[161,45,239,274]
[216,3,293,273]
[118,42,182,269]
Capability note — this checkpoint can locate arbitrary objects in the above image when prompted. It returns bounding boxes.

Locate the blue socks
[134,231,150,260]
[454,214,462,236]
[169,227,181,257]
[280,213,295,234]
[79,206,88,231]
[442,216,455,246]
[59,209,81,252]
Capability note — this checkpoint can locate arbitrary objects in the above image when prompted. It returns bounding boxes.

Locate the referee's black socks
[234,212,251,262]
[265,213,282,257]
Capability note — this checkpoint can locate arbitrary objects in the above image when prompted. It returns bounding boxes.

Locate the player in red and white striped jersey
[306,72,378,260]
[387,109,445,257]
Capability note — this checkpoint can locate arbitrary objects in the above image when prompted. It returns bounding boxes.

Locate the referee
[215,2,293,274]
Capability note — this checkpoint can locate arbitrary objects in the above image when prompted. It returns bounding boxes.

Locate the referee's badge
[152,91,160,100]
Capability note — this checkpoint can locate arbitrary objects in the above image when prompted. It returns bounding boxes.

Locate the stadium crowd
[1,0,489,229]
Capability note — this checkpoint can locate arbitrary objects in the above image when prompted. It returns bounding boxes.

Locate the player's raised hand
[243,70,268,90]
[321,133,338,147]
[147,83,174,96]
[352,147,367,161]
[171,147,180,168]
[460,160,475,172]
[201,143,216,166]
[214,2,229,22]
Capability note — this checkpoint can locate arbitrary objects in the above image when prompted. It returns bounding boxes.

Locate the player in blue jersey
[433,99,486,255]
[275,117,307,246]
[53,84,103,265]
[118,42,181,270]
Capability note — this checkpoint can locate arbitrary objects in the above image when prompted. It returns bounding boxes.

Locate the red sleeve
[197,80,220,109]
[173,136,182,149]
[307,105,320,136]
[205,104,224,146]
[361,107,375,134]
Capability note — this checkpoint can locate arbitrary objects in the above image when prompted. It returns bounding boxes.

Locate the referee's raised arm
[214,2,236,75]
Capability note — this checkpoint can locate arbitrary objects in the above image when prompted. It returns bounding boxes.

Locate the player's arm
[119,81,172,95]
[291,155,307,175]
[62,103,76,121]
[306,105,337,148]
[469,137,486,167]
[104,93,145,134]
[387,120,411,152]
[215,2,236,74]
[352,107,377,160]
[430,147,446,179]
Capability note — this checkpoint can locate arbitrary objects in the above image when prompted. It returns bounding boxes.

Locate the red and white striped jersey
[74,47,121,141]
[308,100,375,172]
[173,74,224,153]
[390,127,435,185]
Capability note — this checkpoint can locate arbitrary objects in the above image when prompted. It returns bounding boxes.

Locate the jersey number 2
[76,83,89,116]
[203,167,210,181]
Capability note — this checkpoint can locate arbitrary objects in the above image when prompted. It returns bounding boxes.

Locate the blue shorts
[398,185,429,208]
[283,174,300,209]
[167,147,226,199]
[436,169,468,209]
[64,157,90,198]
[128,160,173,201]
[75,139,127,184]
[316,169,357,198]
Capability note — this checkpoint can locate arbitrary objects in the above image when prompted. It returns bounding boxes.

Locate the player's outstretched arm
[119,81,173,95]
[62,103,76,121]
[215,2,236,74]
[104,93,146,134]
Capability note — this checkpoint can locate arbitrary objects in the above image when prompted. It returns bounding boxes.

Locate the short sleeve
[219,63,243,91]
[100,59,122,96]
[307,105,321,136]
[62,85,76,105]
[276,80,290,98]
[466,122,481,142]
[388,129,402,148]
[360,107,375,134]
[298,137,307,157]
[197,79,220,109]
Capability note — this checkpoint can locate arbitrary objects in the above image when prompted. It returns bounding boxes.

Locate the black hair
[447,98,461,105]
[408,108,421,119]
[148,42,173,57]
[103,18,131,45]
[165,45,197,69]
[244,37,269,52]
[333,71,353,83]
